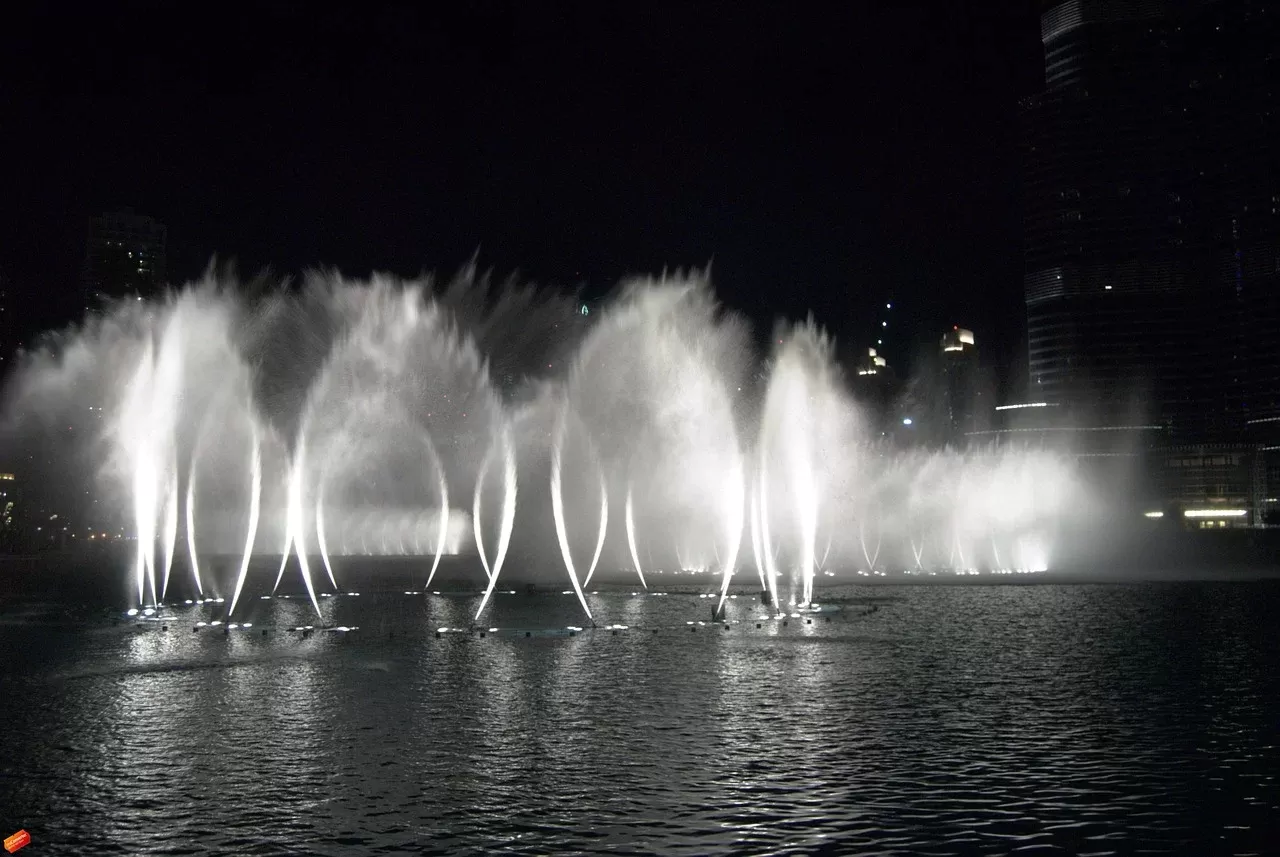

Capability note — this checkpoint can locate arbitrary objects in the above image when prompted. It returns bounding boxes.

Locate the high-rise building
[0,471,16,553]
[1021,0,1279,442]
[847,346,899,436]
[83,208,168,310]
[941,327,987,442]
[0,266,11,372]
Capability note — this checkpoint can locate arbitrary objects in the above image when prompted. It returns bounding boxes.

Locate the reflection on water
[1,582,1277,855]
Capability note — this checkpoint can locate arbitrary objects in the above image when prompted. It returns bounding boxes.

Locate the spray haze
[1,266,1092,619]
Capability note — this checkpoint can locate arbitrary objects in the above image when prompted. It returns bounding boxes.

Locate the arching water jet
[549,406,594,621]
[315,491,335,591]
[473,424,518,620]
[160,465,179,601]
[910,535,925,569]
[817,530,833,571]
[713,446,745,619]
[420,430,450,590]
[749,485,766,593]
[758,448,781,610]
[227,423,262,616]
[581,466,608,588]
[184,455,203,596]
[472,442,495,581]
[623,484,647,590]
[285,439,322,614]
[133,453,158,607]
[859,517,881,571]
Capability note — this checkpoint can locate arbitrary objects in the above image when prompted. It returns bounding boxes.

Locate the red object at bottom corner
[3,830,30,853]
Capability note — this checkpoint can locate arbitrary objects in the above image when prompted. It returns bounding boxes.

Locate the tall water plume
[757,320,860,606]
[555,275,749,616]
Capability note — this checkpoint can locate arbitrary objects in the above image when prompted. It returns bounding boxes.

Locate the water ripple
[0,582,1277,854]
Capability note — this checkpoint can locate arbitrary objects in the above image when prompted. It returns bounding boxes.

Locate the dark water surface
[1,582,1276,855]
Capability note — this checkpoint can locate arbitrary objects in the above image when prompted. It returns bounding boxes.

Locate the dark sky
[1,1,1044,389]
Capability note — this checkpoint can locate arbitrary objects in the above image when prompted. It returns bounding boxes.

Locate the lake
[1,581,1276,854]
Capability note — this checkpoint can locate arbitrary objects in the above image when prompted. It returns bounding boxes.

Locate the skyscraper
[83,208,168,310]
[846,346,898,437]
[0,266,11,372]
[1021,0,1279,441]
[941,327,987,443]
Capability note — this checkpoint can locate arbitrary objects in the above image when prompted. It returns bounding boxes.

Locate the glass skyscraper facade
[83,208,168,311]
[1021,0,1278,442]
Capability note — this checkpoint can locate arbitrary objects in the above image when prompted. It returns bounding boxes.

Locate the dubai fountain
[1,268,1082,622]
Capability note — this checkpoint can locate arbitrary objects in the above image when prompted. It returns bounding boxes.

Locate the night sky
[2,2,1043,391]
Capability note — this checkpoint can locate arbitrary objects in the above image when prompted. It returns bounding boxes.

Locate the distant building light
[1183,509,1247,518]
[1143,511,1164,518]
[1246,416,1280,425]
[881,321,887,327]
[958,329,974,345]
[902,418,913,425]
[0,474,13,481]
[873,356,886,367]
[965,426,1163,436]
[943,345,964,352]
[886,303,892,309]
[994,402,1051,411]
[857,369,878,376]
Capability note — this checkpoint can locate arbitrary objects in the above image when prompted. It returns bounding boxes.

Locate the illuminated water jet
[285,438,322,614]
[420,430,450,590]
[184,456,203,596]
[748,485,767,593]
[473,423,518,620]
[549,405,595,621]
[624,485,647,590]
[712,446,744,619]
[226,423,262,617]
[0,270,1086,609]
[817,530,833,571]
[858,518,881,571]
[910,535,925,569]
[160,465,179,601]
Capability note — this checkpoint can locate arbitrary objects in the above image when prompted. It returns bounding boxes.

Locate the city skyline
[3,8,1279,857]
[1,2,1275,500]
[0,2,1043,394]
